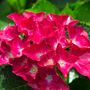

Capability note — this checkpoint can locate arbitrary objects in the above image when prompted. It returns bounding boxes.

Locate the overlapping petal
[11,36,30,57]
[0,41,13,65]
[23,41,52,61]
[1,12,90,90]
[68,25,90,48]
[0,25,19,41]
[7,13,26,26]
[10,56,39,80]
[56,44,78,77]
[28,68,69,90]
[38,50,56,68]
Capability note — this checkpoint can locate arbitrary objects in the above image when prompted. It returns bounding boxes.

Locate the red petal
[38,50,56,68]
[74,49,90,78]
[28,68,69,90]
[56,44,78,77]
[23,41,52,61]
[7,13,25,25]
[10,56,39,79]
[10,37,29,57]
[0,25,19,41]
[68,25,89,48]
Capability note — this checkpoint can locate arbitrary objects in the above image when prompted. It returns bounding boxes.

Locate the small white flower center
[46,75,53,83]
[58,60,66,67]
[36,53,43,58]
[30,65,38,73]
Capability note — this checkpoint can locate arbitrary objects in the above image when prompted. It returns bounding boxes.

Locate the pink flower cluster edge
[0,12,90,90]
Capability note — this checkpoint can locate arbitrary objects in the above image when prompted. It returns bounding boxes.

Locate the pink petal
[56,44,78,77]
[38,18,57,37]
[28,29,42,44]
[47,14,73,28]
[28,68,69,90]
[72,35,90,48]
[23,12,45,22]
[10,56,39,80]
[0,41,12,65]
[7,13,25,25]
[23,12,35,18]
[23,41,52,61]
[0,52,9,65]
[68,25,89,48]
[68,20,79,26]
[10,37,29,57]
[38,50,56,68]
[74,49,90,78]
[43,31,59,50]
[2,25,19,41]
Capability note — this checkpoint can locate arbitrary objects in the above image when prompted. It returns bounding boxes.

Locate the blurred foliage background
[0,0,90,90]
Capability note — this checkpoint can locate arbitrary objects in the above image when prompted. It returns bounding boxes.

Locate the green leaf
[0,20,8,30]
[69,1,84,11]
[61,4,75,18]
[0,65,32,90]
[7,0,26,13]
[75,1,90,26]
[0,0,13,30]
[0,16,13,30]
[66,69,79,84]
[19,0,26,9]
[26,0,60,14]
[0,0,11,17]
[48,0,77,10]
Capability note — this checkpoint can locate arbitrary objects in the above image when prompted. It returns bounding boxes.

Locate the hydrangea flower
[28,68,69,90]
[0,12,90,90]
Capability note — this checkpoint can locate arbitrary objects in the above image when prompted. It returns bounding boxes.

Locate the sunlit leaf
[61,4,75,18]
[26,0,60,14]
[75,1,90,26]
[7,0,26,12]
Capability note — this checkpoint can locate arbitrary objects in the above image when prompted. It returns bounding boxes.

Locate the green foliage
[0,16,13,29]
[26,0,60,14]
[70,76,90,90]
[0,0,11,17]
[48,0,77,9]
[0,65,32,90]
[7,0,26,13]
[0,0,12,29]
[61,4,75,18]
[0,20,8,30]
[75,1,90,26]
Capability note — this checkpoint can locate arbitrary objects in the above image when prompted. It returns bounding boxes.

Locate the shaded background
[0,0,90,90]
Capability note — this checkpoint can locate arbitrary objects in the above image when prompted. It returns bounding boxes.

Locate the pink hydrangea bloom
[38,50,56,68]
[28,68,69,90]
[0,12,90,90]
[56,44,78,77]
[0,25,19,41]
[10,56,39,80]
[0,41,13,65]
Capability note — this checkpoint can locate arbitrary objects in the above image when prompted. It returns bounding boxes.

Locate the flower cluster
[0,12,90,90]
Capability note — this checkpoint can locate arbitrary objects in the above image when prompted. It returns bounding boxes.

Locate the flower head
[0,12,90,90]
